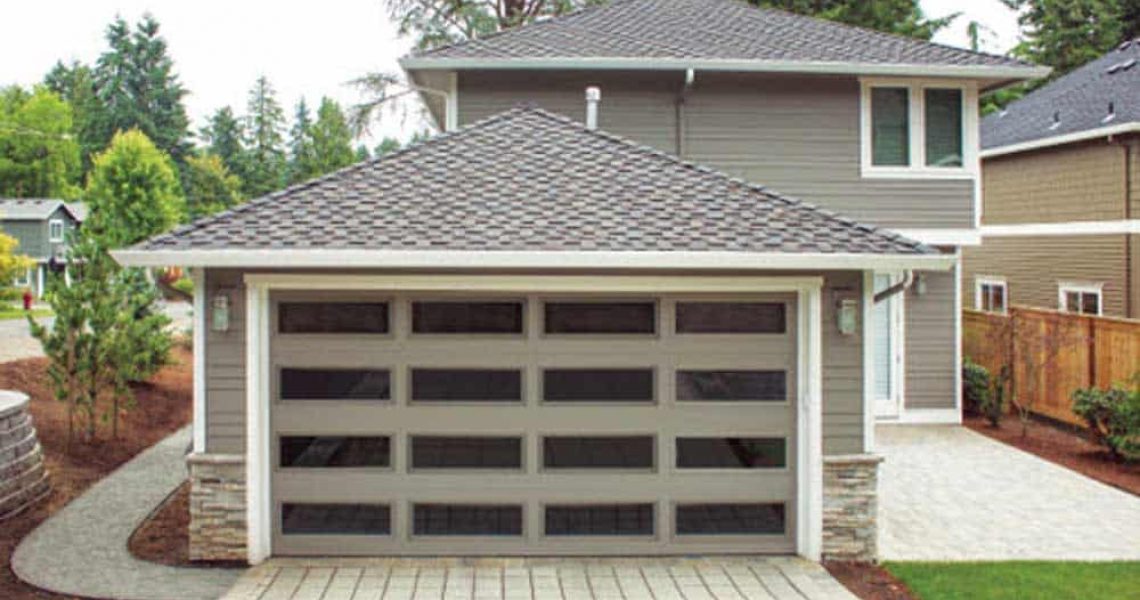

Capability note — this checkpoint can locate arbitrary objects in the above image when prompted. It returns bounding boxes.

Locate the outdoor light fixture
[211,291,231,333]
[914,273,928,296]
[836,298,858,336]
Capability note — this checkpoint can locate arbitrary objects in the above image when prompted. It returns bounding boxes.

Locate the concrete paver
[877,424,1140,560]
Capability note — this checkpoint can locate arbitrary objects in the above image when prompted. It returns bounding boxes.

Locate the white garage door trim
[243,274,824,564]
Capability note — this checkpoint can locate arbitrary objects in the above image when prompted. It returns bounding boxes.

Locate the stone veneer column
[822,454,883,563]
[0,390,50,521]
[187,453,247,562]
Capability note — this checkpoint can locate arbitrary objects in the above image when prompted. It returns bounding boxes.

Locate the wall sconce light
[914,273,928,296]
[836,298,858,336]
[211,291,231,332]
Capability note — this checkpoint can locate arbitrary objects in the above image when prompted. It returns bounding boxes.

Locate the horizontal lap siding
[820,271,864,454]
[905,267,957,410]
[205,269,247,453]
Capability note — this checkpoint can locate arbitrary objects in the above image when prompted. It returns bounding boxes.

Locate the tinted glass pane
[543,369,654,403]
[675,303,786,334]
[676,438,785,469]
[413,504,522,536]
[925,89,963,167]
[545,302,656,334]
[280,369,390,401]
[282,503,391,535]
[544,436,654,469]
[676,371,786,402]
[278,302,388,334]
[411,369,522,402]
[872,87,910,166]
[1064,292,1081,313]
[545,504,654,536]
[413,302,524,334]
[1081,292,1100,315]
[675,504,785,535]
[411,436,522,469]
[280,436,390,468]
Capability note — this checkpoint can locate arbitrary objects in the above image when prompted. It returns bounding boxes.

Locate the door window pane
[413,504,522,536]
[280,369,390,401]
[675,503,785,535]
[676,371,786,402]
[278,302,388,334]
[411,436,522,469]
[925,88,963,167]
[543,369,654,403]
[543,436,654,469]
[872,87,910,166]
[412,302,523,334]
[411,369,522,402]
[544,302,656,334]
[675,303,786,334]
[280,436,390,468]
[545,504,654,536]
[675,437,786,469]
[282,503,391,535]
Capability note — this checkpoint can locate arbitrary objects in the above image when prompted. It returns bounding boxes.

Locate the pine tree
[185,153,242,219]
[309,97,356,176]
[244,76,287,197]
[354,145,371,162]
[287,98,317,184]
[752,0,955,40]
[1002,0,1125,80]
[199,106,247,185]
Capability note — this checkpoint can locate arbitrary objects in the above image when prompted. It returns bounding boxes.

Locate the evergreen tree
[199,106,247,184]
[355,145,371,162]
[0,86,81,199]
[85,129,185,247]
[244,76,287,197]
[384,0,594,50]
[287,98,317,184]
[43,61,100,175]
[374,137,402,156]
[309,97,356,175]
[184,153,242,219]
[1124,0,1140,40]
[752,0,955,40]
[1002,0,1125,80]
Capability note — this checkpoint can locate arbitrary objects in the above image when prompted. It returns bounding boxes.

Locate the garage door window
[280,368,391,401]
[543,369,655,403]
[282,503,391,535]
[675,302,786,334]
[278,302,389,334]
[544,302,656,334]
[675,503,785,535]
[675,437,786,469]
[545,504,655,536]
[543,436,655,469]
[411,436,523,469]
[676,370,786,402]
[412,301,524,334]
[411,369,522,402]
[279,436,391,468]
[413,504,523,536]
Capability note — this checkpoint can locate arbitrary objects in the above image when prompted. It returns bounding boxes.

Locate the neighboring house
[113,0,1044,566]
[0,198,85,298]
[966,40,1140,318]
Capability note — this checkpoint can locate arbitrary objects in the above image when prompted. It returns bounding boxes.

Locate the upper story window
[862,79,976,179]
[1058,283,1102,316]
[48,219,65,243]
[975,277,1007,314]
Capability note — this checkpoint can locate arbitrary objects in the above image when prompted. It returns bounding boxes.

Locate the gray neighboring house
[113,0,1046,567]
[0,198,85,298]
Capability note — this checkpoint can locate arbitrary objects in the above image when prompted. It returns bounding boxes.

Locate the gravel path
[11,425,243,600]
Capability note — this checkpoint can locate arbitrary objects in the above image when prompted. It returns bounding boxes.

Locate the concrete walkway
[11,425,243,600]
[223,557,856,600]
[877,424,1140,561]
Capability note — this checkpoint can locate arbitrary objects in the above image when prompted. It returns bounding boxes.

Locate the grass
[0,306,51,321]
[885,561,1140,600]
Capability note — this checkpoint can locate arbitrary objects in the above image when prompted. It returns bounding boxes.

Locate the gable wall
[0,220,46,260]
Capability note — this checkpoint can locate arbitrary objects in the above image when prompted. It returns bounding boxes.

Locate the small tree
[1009,310,1084,438]
[0,230,34,300]
[85,129,185,247]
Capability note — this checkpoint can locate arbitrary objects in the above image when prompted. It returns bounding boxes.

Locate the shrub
[963,359,991,417]
[1072,380,1140,462]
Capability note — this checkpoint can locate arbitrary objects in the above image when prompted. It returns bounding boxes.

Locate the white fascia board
[400,57,1051,82]
[981,220,1140,237]
[892,228,981,246]
[112,248,957,272]
[981,122,1140,159]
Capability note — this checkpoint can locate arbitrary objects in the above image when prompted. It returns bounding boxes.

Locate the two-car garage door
[269,291,799,556]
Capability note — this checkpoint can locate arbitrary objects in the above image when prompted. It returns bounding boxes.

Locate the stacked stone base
[188,453,247,562]
[0,391,50,521]
[822,454,882,563]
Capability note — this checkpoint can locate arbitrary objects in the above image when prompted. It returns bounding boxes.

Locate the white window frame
[13,267,31,288]
[1057,282,1103,316]
[859,78,979,180]
[48,219,65,243]
[974,276,1008,314]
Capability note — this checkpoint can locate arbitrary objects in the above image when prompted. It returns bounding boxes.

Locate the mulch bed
[0,349,192,599]
[129,481,192,567]
[824,562,916,600]
[965,414,1140,497]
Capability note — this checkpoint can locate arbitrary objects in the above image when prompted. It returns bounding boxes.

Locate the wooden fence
[962,307,1140,427]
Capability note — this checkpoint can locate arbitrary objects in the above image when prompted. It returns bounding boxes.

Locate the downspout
[873,271,915,304]
[1126,141,1134,318]
[675,68,695,158]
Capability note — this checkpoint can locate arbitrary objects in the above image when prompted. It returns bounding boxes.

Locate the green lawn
[885,561,1140,600]
[0,307,52,321]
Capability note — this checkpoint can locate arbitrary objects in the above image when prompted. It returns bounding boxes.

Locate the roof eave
[981,122,1140,159]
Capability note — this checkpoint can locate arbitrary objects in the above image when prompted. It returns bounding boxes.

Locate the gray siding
[0,207,80,260]
[458,71,975,231]
[905,266,957,410]
[204,269,247,453]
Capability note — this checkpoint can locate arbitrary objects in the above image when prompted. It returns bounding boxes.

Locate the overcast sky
[1,0,1022,146]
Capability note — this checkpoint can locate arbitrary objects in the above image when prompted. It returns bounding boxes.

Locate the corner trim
[445,71,458,131]
[191,268,206,454]
[861,270,875,453]
[953,252,964,419]
[796,282,824,561]
[244,282,271,565]
[981,122,1140,158]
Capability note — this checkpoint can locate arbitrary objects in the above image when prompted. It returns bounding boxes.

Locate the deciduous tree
[0,231,34,296]
[85,129,185,247]
[0,86,81,199]
[184,153,242,219]
[43,61,100,175]
[752,0,956,40]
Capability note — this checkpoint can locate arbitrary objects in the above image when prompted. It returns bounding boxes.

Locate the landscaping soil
[129,480,191,566]
[965,415,1140,497]
[0,349,192,600]
[824,562,916,600]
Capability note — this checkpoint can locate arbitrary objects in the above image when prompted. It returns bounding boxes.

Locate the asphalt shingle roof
[0,199,84,221]
[983,39,1140,150]
[138,107,932,256]
[408,0,1031,70]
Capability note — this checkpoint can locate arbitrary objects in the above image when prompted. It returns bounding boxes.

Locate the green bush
[1072,379,1140,462]
[171,276,194,297]
[963,359,991,416]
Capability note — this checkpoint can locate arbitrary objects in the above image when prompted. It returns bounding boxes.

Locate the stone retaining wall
[187,453,247,562]
[822,454,883,563]
[0,390,50,520]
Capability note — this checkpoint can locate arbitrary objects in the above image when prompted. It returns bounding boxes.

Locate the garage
[267,290,800,556]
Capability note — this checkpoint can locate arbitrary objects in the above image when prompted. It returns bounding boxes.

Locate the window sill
[861,167,976,180]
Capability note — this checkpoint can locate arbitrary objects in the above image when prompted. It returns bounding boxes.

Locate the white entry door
[872,274,903,418]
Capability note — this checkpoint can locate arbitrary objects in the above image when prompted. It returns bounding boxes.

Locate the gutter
[982,122,1140,159]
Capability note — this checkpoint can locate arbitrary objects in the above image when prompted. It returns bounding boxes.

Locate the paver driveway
[222,557,856,600]
[877,424,1140,560]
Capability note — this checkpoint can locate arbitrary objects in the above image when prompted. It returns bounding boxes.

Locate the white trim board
[884,408,961,425]
[981,122,1140,158]
[191,269,206,454]
[982,220,1140,237]
[892,228,980,246]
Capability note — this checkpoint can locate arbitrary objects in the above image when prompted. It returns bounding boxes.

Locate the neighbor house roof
[982,39,1140,155]
[401,0,1046,82]
[0,199,85,222]
[115,107,950,271]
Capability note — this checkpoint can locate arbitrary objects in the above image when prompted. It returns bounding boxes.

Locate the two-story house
[965,41,1140,319]
[0,198,85,298]
[113,0,1045,566]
